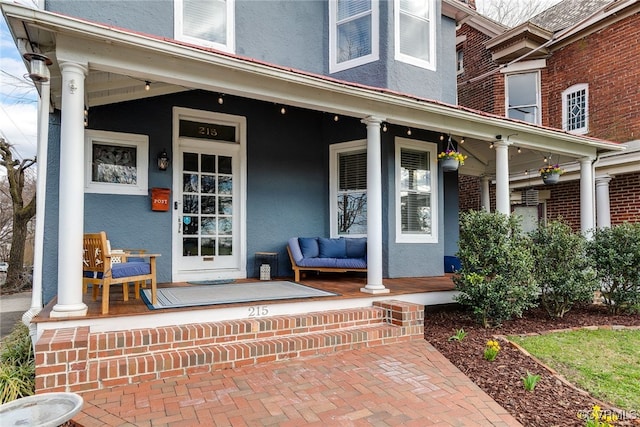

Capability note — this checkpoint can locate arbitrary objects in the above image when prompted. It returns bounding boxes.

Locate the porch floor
[33,274,457,322]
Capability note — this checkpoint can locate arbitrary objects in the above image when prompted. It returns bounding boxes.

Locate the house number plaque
[179,120,236,142]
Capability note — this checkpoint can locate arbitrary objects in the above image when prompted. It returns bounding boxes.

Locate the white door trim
[171,107,247,281]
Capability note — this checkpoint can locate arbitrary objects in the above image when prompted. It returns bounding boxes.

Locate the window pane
[399,14,430,61]
[508,73,537,106]
[182,216,199,235]
[339,150,367,191]
[400,147,431,234]
[183,0,227,44]
[400,0,429,18]
[183,152,198,171]
[337,192,367,235]
[567,89,586,130]
[201,238,216,256]
[337,16,372,63]
[202,154,215,173]
[337,0,371,20]
[508,106,538,123]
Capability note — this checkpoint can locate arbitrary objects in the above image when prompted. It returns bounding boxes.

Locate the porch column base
[50,303,88,318]
[360,285,390,294]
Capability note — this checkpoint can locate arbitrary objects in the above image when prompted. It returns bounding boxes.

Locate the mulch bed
[423,304,640,427]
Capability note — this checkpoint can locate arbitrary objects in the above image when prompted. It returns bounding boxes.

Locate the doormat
[187,279,236,285]
[141,281,339,310]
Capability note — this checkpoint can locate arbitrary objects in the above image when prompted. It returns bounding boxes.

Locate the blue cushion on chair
[444,256,461,273]
[298,237,319,258]
[111,262,151,279]
[318,238,347,258]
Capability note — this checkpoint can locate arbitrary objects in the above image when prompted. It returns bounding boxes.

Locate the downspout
[18,40,50,344]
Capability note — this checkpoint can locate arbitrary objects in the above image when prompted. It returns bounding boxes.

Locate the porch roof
[2,1,624,178]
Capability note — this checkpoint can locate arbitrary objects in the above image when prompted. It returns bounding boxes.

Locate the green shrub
[453,210,538,327]
[587,223,640,314]
[529,220,598,318]
[0,323,35,404]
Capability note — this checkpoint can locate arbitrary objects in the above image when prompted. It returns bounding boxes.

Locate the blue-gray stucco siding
[42,91,456,304]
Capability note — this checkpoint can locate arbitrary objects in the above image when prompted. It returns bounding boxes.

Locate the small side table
[254,252,278,279]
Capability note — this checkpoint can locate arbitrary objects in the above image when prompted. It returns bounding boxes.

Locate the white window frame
[84,130,149,195]
[395,137,438,243]
[394,0,437,71]
[456,48,464,75]
[174,0,235,53]
[562,83,589,134]
[329,140,367,238]
[329,0,379,73]
[505,71,541,125]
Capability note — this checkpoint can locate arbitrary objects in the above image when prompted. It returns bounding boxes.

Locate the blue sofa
[287,237,367,281]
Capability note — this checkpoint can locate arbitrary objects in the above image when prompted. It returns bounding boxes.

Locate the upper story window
[394,0,436,71]
[175,0,235,53]
[329,0,379,73]
[506,71,540,124]
[562,84,589,134]
[456,49,463,74]
[395,138,437,243]
[329,140,367,237]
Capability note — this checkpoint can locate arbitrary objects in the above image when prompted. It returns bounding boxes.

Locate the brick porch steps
[35,300,424,393]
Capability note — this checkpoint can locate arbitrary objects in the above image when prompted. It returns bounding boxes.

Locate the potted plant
[438,149,466,172]
[539,164,564,184]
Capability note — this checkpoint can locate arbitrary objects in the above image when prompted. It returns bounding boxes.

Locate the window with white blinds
[394,0,436,70]
[562,84,588,134]
[330,141,367,237]
[329,0,379,73]
[395,138,437,243]
[175,0,235,53]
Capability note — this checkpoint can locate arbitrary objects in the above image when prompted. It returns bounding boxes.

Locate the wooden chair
[83,231,159,314]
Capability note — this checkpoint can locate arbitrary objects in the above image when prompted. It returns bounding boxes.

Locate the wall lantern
[157,149,170,171]
[23,52,52,82]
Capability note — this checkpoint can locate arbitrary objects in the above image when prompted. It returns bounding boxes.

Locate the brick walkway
[73,340,521,427]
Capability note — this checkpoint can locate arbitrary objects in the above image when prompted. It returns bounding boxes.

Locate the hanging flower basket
[438,149,466,173]
[440,157,460,172]
[539,164,564,185]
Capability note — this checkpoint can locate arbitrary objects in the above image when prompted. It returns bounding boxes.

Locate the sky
[1,8,38,162]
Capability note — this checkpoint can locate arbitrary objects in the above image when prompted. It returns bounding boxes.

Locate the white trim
[499,59,547,74]
[329,0,379,73]
[394,137,438,244]
[84,130,149,195]
[562,83,589,135]
[394,0,437,71]
[174,0,235,53]
[329,139,368,238]
[172,107,247,281]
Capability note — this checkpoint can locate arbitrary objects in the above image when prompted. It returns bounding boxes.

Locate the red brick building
[456,0,640,231]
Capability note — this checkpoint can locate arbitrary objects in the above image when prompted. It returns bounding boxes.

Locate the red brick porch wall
[34,301,424,394]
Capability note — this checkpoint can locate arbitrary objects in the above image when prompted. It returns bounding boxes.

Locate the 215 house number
[248,306,269,317]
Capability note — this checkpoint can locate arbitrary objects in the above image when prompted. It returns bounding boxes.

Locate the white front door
[172,108,246,281]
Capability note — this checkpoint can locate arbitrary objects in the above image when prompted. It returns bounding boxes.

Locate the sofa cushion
[318,238,346,258]
[335,258,367,269]
[297,257,338,268]
[345,238,367,258]
[298,237,319,258]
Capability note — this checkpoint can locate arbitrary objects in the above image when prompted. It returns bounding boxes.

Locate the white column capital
[360,116,386,127]
[595,174,613,185]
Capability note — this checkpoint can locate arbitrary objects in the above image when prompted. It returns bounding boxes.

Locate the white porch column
[595,175,612,229]
[51,61,88,318]
[494,141,511,215]
[480,176,491,212]
[361,116,389,294]
[580,156,595,238]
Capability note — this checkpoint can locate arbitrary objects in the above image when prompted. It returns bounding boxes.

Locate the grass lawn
[509,328,640,411]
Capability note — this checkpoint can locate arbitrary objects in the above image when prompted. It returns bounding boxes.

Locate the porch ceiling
[2,2,624,179]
